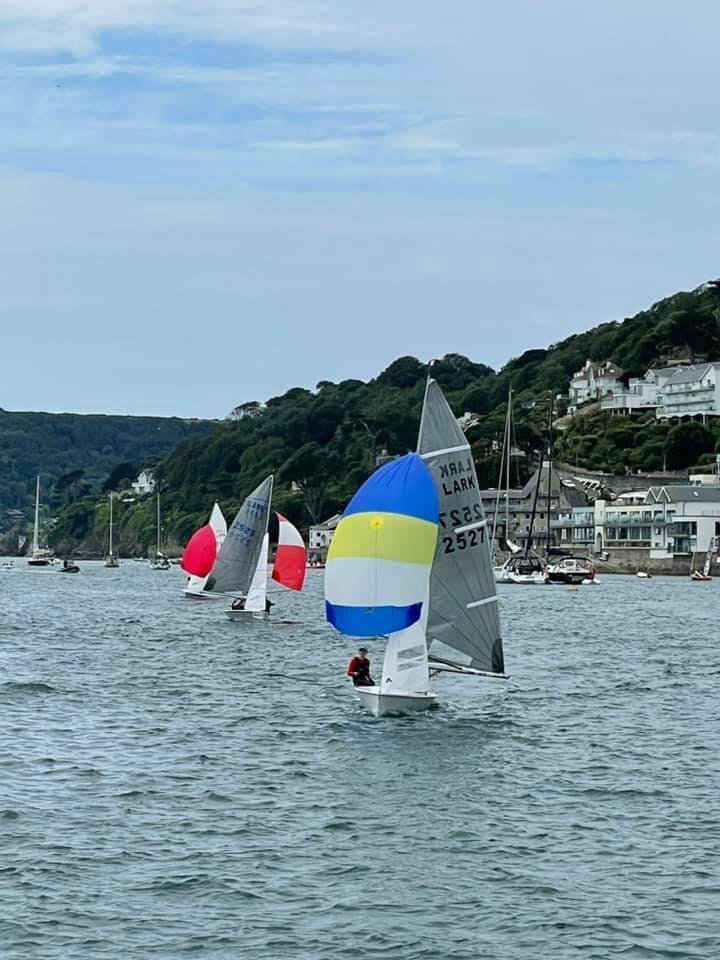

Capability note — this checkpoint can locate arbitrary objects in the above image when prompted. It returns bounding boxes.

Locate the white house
[308,514,340,559]
[600,367,665,414]
[655,363,720,420]
[131,470,156,496]
[568,360,625,413]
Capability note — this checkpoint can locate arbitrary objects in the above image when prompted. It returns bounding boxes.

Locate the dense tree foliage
[44,280,720,555]
[0,411,211,522]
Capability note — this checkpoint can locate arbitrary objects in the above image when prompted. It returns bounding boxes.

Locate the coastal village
[309,357,720,576]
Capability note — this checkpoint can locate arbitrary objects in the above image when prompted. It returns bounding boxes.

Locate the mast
[156,489,161,557]
[490,387,511,556]
[505,385,512,545]
[32,475,40,554]
[108,494,114,558]
[546,395,554,559]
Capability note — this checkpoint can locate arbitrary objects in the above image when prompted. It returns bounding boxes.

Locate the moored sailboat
[27,475,54,567]
[104,494,120,568]
[150,489,170,570]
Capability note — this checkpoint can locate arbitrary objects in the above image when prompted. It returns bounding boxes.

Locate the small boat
[494,554,546,584]
[326,453,439,716]
[104,494,120,567]
[690,539,717,581]
[326,379,508,717]
[27,476,54,566]
[60,560,80,573]
[546,556,595,585]
[202,478,307,617]
[2,560,14,571]
[636,571,651,579]
[225,502,307,620]
[149,490,170,569]
[181,503,227,598]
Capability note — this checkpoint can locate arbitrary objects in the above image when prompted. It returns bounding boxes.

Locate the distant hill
[47,280,720,556]
[0,410,213,525]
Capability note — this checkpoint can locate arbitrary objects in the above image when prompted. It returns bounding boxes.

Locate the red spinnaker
[180,524,217,577]
[271,513,306,592]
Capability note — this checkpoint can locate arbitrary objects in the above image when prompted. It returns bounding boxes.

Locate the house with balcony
[568,360,625,414]
[655,363,720,420]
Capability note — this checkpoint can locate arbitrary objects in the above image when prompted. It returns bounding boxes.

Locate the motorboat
[494,554,545,584]
[545,555,595,585]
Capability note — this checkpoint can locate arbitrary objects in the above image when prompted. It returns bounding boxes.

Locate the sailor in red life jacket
[346,647,375,686]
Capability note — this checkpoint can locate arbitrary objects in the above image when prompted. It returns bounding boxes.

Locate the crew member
[346,647,374,686]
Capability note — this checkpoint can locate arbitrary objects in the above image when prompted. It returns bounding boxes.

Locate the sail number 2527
[439,504,485,554]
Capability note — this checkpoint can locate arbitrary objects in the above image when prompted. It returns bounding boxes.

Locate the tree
[664,422,715,470]
[103,462,137,492]
[279,442,339,523]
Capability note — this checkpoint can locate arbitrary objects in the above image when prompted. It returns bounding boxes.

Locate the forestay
[417,379,505,674]
[204,476,273,595]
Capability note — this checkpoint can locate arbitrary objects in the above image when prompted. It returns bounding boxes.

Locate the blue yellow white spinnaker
[324,453,439,637]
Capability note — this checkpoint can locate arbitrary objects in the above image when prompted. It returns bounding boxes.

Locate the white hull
[224,609,269,621]
[183,588,222,600]
[494,570,545,585]
[354,685,436,717]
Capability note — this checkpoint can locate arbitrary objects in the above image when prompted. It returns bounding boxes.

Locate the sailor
[231,597,246,610]
[264,597,274,613]
[346,647,375,686]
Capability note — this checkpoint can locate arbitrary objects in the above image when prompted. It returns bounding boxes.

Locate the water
[1,562,718,959]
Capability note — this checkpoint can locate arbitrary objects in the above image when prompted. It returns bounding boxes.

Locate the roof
[572,359,625,381]
[648,485,720,504]
[665,364,712,386]
[310,513,341,531]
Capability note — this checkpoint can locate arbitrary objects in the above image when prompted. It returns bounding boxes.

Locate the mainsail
[417,379,505,674]
[204,477,273,595]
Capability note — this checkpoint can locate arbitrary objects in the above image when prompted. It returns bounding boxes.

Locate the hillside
[0,410,212,527]
[48,280,720,557]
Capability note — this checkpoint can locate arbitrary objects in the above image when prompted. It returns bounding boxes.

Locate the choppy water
[1,561,719,959]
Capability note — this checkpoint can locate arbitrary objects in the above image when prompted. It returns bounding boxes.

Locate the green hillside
[0,410,212,525]
[48,280,720,556]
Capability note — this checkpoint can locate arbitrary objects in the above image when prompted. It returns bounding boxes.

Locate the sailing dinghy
[200,477,307,618]
[225,512,307,620]
[325,380,508,717]
[325,453,440,716]
[181,503,227,599]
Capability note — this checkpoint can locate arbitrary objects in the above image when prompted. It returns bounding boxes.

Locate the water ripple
[1,564,719,958]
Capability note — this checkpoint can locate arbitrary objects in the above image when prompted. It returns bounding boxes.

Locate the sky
[2,0,720,418]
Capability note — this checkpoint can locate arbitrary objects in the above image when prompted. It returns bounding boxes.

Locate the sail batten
[417,379,505,675]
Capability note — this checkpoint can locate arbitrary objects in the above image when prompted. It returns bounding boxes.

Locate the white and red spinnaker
[271,513,306,592]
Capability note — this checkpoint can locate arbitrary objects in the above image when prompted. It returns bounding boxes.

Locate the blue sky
[2,0,720,417]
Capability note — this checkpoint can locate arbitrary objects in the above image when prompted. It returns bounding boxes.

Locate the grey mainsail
[417,379,505,674]
[204,476,273,595]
